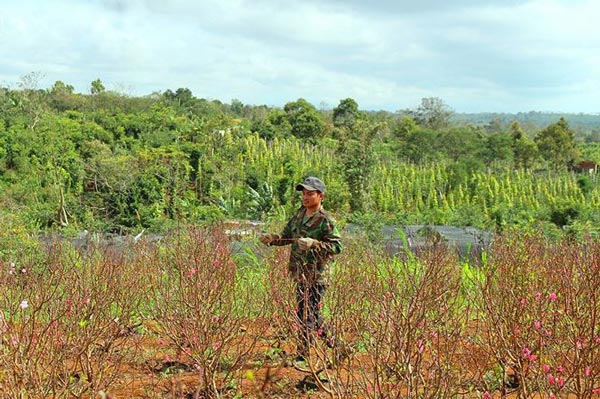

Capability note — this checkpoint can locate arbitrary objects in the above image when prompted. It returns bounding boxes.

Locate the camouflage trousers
[295,280,327,355]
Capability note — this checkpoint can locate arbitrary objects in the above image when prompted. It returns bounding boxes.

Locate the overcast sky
[1,0,599,113]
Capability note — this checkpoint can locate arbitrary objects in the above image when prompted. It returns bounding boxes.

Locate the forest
[1,74,599,248]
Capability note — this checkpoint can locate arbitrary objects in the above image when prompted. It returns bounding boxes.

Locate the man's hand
[259,234,277,245]
[297,237,317,251]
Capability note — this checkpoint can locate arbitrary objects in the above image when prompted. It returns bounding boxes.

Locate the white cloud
[1,0,599,112]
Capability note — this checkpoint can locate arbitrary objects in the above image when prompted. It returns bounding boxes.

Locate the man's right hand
[259,234,276,245]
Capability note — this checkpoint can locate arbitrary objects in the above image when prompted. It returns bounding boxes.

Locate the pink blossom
[520,297,527,306]
[417,340,425,354]
[586,367,592,377]
[19,299,29,309]
[534,320,542,330]
[548,375,556,385]
[556,365,564,373]
[547,292,557,302]
[522,347,537,361]
[213,259,221,267]
[186,267,196,278]
[549,394,556,399]
[592,387,600,394]
[543,364,551,373]
[482,392,492,399]
[557,377,564,387]
[366,385,373,393]
[529,354,537,362]
[535,292,543,301]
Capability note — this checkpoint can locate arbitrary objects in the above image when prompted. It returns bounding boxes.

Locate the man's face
[301,189,323,209]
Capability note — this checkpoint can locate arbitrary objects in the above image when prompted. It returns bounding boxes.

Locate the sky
[1,0,599,113]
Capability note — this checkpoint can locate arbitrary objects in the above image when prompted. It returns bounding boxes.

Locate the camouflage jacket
[269,206,342,285]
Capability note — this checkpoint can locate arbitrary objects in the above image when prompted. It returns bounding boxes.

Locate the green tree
[535,117,580,169]
[48,80,82,112]
[50,81,74,95]
[332,98,362,128]
[513,138,538,170]
[510,120,525,141]
[16,114,86,227]
[485,132,513,166]
[252,108,291,140]
[283,98,324,141]
[438,127,485,163]
[230,98,244,116]
[339,120,379,213]
[163,88,195,108]
[391,115,418,141]
[400,127,441,163]
[90,79,106,95]
[510,121,538,169]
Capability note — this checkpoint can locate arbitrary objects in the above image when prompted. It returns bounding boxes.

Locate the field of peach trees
[1,225,599,398]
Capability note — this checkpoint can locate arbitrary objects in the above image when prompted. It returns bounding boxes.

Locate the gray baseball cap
[296,176,326,193]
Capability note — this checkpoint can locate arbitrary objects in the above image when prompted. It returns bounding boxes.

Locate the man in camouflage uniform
[260,176,342,361]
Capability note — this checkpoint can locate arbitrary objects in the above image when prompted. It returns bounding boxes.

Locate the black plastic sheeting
[49,223,493,266]
[345,224,493,264]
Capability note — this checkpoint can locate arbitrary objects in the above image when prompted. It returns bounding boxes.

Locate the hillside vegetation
[1,76,599,247]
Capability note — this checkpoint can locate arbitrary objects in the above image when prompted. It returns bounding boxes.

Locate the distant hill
[453,111,600,131]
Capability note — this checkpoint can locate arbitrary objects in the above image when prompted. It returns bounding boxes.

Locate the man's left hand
[298,237,317,251]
